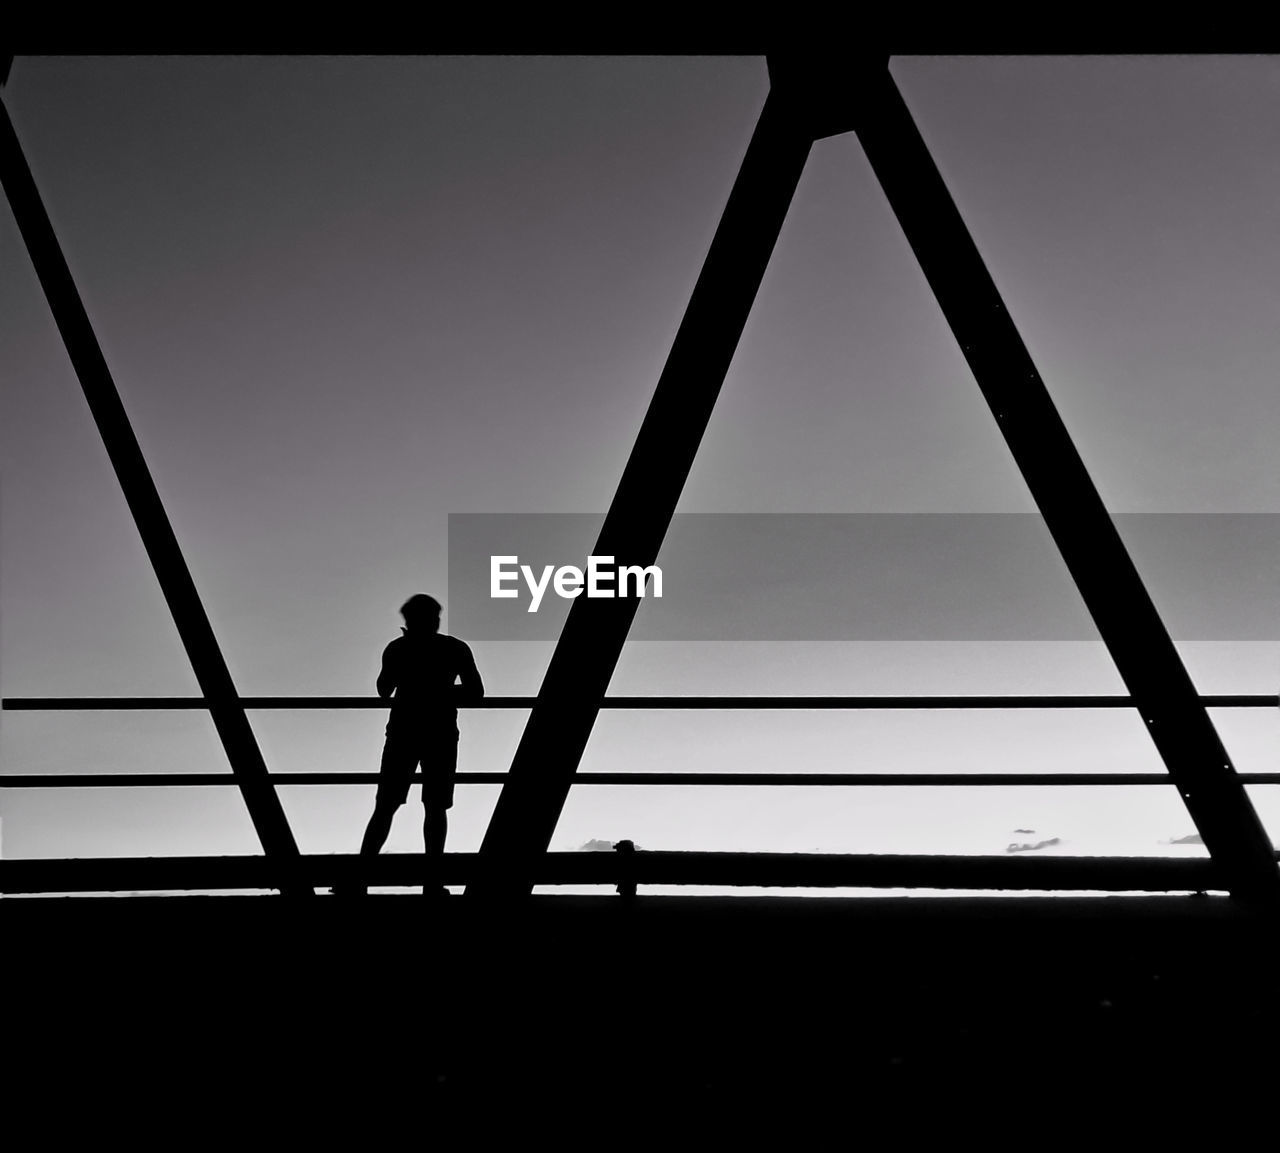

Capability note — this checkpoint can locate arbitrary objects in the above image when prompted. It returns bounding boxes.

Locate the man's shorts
[375,726,460,810]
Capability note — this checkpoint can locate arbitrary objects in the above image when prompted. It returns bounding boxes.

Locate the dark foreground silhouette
[337,593,483,896]
[9,893,1280,1141]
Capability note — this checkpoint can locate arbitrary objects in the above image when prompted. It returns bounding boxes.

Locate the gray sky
[4,55,1280,872]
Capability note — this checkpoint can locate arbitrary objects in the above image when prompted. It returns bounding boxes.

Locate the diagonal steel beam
[467,87,816,900]
[848,62,1280,905]
[0,95,310,896]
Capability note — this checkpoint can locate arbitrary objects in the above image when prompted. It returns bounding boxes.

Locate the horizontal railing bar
[6,771,1280,788]
[0,851,1226,894]
[3,694,1276,711]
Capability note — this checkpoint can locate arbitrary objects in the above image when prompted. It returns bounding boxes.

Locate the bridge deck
[7,893,1278,1136]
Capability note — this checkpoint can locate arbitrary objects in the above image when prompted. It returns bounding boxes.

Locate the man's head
[400,593,442,634]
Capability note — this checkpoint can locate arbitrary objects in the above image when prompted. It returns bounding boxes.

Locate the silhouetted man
[341,594,483,896]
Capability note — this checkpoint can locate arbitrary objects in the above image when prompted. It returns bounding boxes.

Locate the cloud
[1006,837,1061,853]
[1166,833,1204,845]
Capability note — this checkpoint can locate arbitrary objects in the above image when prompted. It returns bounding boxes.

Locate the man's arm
[454,642,484,705]
[376,641,399,700]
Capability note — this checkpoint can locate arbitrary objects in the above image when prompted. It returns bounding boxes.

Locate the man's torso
[384,633,469,735]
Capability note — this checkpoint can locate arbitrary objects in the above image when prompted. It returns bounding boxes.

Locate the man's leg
[422,732,458,895]
[422,806,448,897]
[361,802,399,856]
[331,802,399,895]
[424,806,448,857]
[334,734,411,896]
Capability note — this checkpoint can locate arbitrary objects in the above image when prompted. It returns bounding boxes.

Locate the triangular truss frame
[2,56,1276,907]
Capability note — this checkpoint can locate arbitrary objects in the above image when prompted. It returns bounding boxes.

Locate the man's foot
[424,886,451,899]
[330,883,367,898]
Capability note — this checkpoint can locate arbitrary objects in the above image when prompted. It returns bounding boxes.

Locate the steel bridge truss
[3,56,1277,907]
